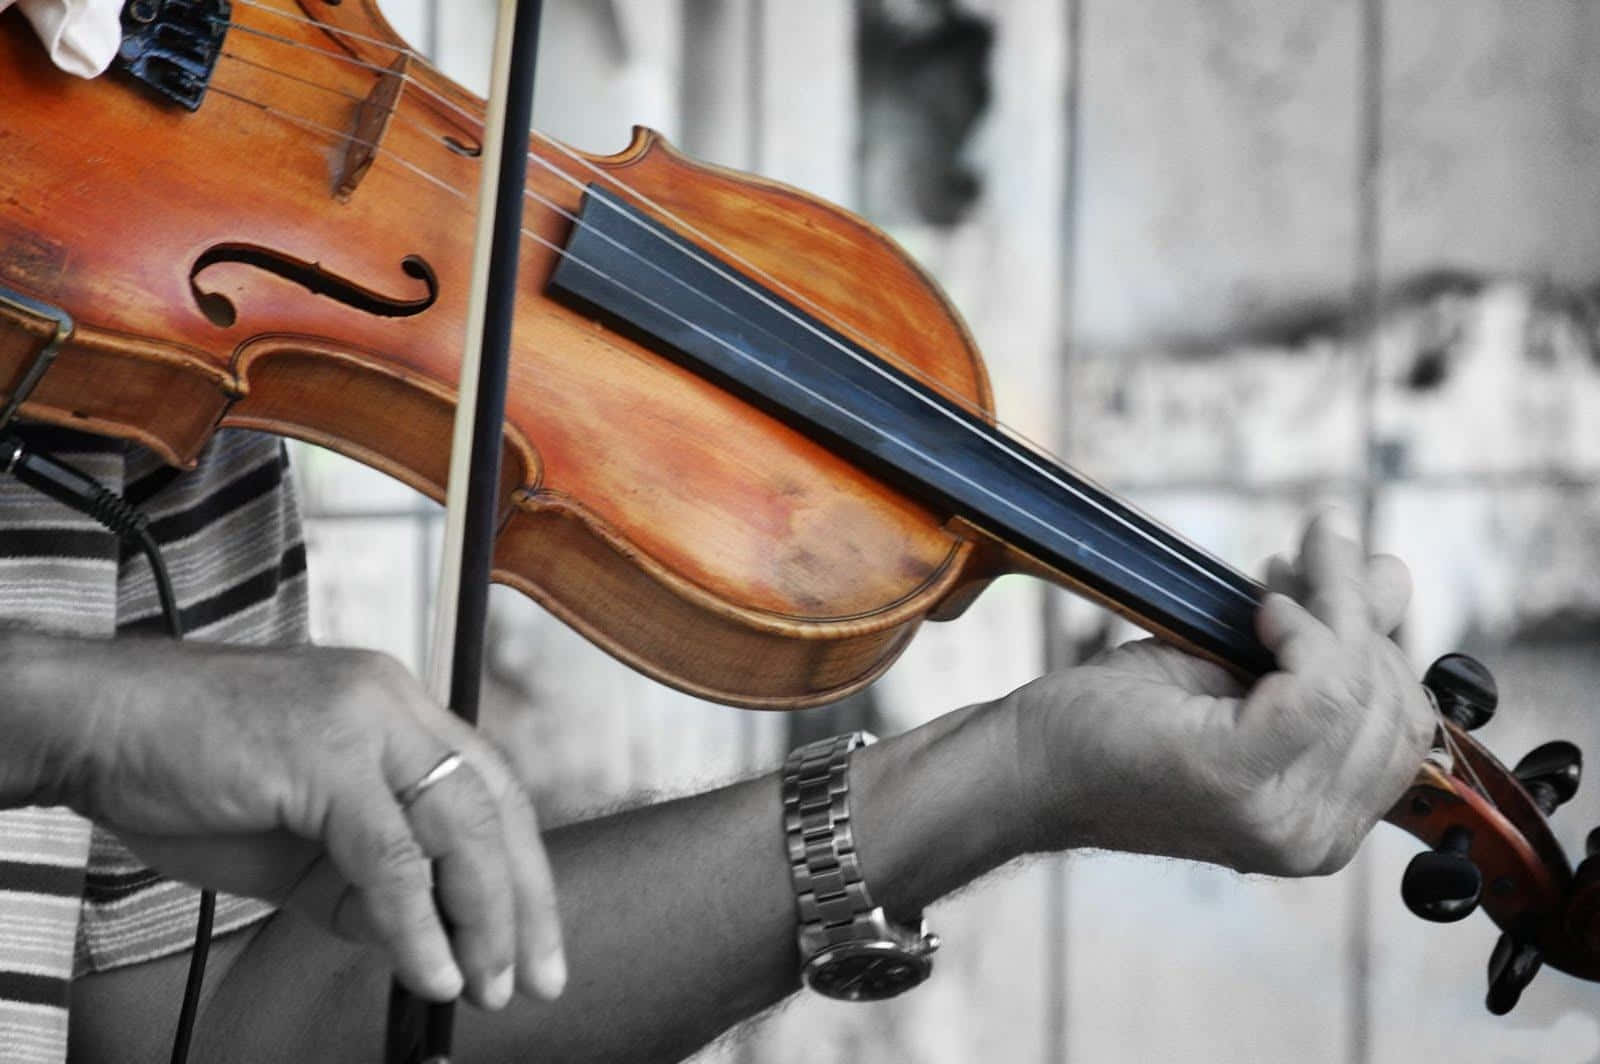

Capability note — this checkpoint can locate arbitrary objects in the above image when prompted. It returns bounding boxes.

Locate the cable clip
[0,285,75,435]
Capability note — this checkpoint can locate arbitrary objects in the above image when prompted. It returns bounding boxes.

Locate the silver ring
[395,751,464,809]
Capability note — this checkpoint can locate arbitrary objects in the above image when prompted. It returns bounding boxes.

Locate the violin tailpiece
[114,0,232,113]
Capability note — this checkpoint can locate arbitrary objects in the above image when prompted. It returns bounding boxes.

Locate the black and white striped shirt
[0,426,309,1063]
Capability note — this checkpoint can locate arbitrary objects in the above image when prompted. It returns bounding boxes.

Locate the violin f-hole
[189,244,438,327]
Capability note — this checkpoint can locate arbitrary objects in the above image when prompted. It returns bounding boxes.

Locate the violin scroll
[1388,653,1598,1012]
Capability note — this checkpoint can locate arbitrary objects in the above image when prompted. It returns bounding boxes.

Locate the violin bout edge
[493,497,940,710]
[0,309,231,468]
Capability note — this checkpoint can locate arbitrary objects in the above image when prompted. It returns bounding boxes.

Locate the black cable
[1,430,209,1064]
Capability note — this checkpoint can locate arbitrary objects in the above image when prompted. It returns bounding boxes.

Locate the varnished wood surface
[0,0,999,706]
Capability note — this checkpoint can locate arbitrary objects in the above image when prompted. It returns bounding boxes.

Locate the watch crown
[924,932,942,954]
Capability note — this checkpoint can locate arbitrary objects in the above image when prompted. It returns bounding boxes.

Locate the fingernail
[430,963,465,1001]
[483,966,514,1011]
[534,949,567,1000]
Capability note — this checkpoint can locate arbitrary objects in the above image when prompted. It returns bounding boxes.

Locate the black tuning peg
[1570,828,1600,886]
[1568,832,1600,896]
[1486,932,1543,1015]
[1401,825,1482,923]
[1512,741,1582,816]
[1423,653,1498,731]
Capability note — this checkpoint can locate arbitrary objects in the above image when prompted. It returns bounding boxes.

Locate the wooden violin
[0,0,1595,1017]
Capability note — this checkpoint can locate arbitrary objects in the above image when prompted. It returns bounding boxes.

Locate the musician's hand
[1004,509,1434,875]
[10,639,565,1010]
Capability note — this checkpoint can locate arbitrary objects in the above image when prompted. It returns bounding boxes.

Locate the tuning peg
[1401,826,1482,923]
[1423,654,1498,731]
[1569,827,1600,894]
[1511,741,1582,816]
[1486,933,1543,1015]
[1571,830,1600,956]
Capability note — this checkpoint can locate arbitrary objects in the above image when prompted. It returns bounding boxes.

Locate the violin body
[0,0,1008,708]
[3,0,1599,1012]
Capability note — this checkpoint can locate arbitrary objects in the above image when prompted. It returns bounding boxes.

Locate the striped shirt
[0,426,308,1063]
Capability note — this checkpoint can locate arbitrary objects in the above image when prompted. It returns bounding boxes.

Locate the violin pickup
[114,0,232,113]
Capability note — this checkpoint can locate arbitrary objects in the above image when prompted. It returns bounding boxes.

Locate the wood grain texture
[0,1,1001,707]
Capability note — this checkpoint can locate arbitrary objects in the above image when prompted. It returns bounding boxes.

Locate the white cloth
[1,0,122,78]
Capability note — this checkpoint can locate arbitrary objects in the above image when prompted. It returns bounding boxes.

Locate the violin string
[241,18,1534,845]
[219,48,374,107]
[223,6,969,380]
[126,8,1519,841]
[1436,717,1494,805]
[233,0,423,60]
[493,248,1254,635]
[204,84,466,200]
[241,11,1259,613]
[1417,681,1495,807]
[227,20,396,76]
[218,3,1263,610]
[205,16,1263,637]
[230,5,972,398]
[200,39,1254,630]
[526,159,1257,610]
[197,64,1260,643]
[224,17,1524,788]
[198,20,1211,603]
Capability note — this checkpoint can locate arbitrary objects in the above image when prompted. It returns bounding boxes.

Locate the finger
[1365,553,1413,636]
[1263,553,1301,599]
[1256,591,1339,676]
[399,751,518,1011]
[1298,508,1369,641]
[1230,671,1324,776]
[1328,649,1432,814]
[322,784,463,1002]
[479,748,566,1001]
[414,711,568,1002]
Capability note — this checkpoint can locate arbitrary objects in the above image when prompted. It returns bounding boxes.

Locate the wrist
[0,628,102,811]
[844,699,1028,921]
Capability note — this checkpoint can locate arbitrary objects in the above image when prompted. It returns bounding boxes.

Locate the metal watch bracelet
[782,731,939,1000]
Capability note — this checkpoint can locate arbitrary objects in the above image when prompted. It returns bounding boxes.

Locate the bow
[384,2,545,1061]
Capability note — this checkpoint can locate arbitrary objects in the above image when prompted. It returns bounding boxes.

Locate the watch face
[805,943,932,1002]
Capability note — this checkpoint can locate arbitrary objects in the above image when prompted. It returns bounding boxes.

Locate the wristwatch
[782,731,940,1000]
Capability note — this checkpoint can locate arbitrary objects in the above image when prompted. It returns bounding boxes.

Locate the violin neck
[964,476,1272,678]
[549,186,1273,678]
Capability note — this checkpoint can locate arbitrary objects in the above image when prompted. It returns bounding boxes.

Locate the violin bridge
[336,53,410,202]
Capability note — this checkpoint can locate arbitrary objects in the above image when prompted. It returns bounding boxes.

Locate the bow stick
[385,2,545,1061]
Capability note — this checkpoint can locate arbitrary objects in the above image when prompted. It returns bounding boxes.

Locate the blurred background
[290,1,1600,1060]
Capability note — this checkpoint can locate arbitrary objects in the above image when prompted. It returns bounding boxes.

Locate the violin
[1,0,1596,1019]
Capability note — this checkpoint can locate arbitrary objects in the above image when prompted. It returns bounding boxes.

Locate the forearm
[178,700,1025,1064]
[489,700,1025,1061]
